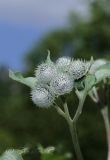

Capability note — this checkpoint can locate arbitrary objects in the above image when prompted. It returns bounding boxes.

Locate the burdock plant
[9,52,110,160]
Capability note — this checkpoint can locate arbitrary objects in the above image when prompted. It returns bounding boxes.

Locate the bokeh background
[0,0,110,159]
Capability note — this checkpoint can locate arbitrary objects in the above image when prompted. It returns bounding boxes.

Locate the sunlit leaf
[9,70,37,88]
[75,75,96,100]
[84,74,96,92]
[95,63,110,83]
[88,87,99,103]
[38,144,55,154]
[38,144,71,160]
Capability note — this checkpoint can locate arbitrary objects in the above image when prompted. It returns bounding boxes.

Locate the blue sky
[0,23,44,70]
[0,0,90,70]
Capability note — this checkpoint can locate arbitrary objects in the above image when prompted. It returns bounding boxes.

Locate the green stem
[54,104,65,118]
[69,122,83,160]
[73,91,87,123]
[88,87,99,103]
[63,103,83,160]
[101,107,110,160]
[55,92,87,160]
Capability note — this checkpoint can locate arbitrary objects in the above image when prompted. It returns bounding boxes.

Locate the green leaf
[84,74,96,92]
[75,75,96,100]
[38,144,55,154]
[46,50,53,65]
[46,50,51,62]
[75,74,96,99]
[9,70,37,88]
[95,63,110,83]
[88,87,99,103]
[38,145,71,160]
[0,150,24,160]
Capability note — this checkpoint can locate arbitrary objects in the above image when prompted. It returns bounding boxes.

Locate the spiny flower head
[35,53,57,84]
[56,56,71,72]
[69,59,89,80]
[31,85,55,108]
[35,63,57,84]
[89,59,107,74]
[50,72,74,95]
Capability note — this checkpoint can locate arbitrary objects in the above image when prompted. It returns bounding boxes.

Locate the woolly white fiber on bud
[89,59,107,74]
[56,57,71,72]
[31,86,55,108]
[50,73,74,95]
[69,59,88,80]
[35,62,57,84]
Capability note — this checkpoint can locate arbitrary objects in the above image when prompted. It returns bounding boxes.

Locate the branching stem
[63,102,83,160]
[101,107,110,160]
[55,95,87,160]
[73,91,87,123]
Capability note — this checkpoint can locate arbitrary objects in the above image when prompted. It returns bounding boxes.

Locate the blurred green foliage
[37,145,72,160]
[0,1,110,160]
[0,146,71,160]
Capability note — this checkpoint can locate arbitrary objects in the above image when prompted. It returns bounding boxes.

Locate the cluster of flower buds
[31,53,91,108]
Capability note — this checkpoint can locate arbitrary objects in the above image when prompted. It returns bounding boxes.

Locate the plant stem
[90,86,110,160]
[69,122,83,160]
[63,102,83,160]
[54,104,65,118]
[73,91,87,123]
[55,92,87,160]
[101,107,110,160]
[88,87,99,103]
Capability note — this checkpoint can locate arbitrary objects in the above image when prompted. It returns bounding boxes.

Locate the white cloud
[0,0,90,29]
